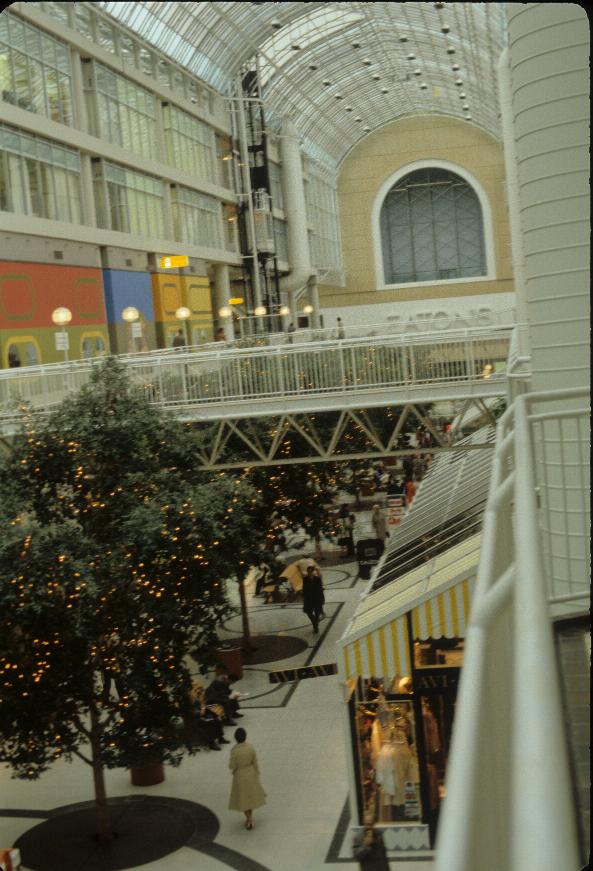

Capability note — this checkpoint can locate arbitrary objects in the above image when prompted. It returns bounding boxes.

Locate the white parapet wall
[321,292,516,334]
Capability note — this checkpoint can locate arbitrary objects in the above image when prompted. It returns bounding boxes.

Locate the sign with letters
[159,255,189,269]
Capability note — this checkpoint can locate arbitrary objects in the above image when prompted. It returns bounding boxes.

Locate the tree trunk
[89,701,113,843]
[237,575,253,651]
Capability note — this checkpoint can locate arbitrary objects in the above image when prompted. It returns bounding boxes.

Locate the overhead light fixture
[414,68,422,76]
[447,46,456,54]
[291,43,301,51]
[452,64,460,71]
[219,306,232,318]
[334,93,343,99]
[407,53,416,60]
[434,2,445,8]
[363,126,371,132]
[309,63,318,71]
[463,104,470,110]
[322,79,332,86]
[466,116,472,121]
[271,18,282,29]
[345,105,353,111]
[372,73,381,80]
[442,24,450,33]
[362,58,372,65]
[279,305,290,316]
[352,41,361,48]
[420,83,428,89]
[254,305,267,316]
[303,304,314,314]
[381,87,389,94]
[354,117,362,122]
[399,36,408,43]
[455,78,463,86]
[459,92,466,98]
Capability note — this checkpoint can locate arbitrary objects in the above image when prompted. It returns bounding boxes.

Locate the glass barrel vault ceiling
[96,2,507,166]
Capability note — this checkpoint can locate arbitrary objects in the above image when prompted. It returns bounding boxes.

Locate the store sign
[159,255,189,269]
[269,663,337,684]
[387,496,405,526]
[54,332,69,350]
[387,306,495,332]
[228,297,244,305]
[131,322,143,338]
[416,669,460,691]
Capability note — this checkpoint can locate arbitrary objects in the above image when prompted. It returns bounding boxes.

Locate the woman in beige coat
[228,728,266,829]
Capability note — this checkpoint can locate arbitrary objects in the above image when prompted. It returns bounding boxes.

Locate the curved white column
[507,3,590,392]
[279,119,315,306]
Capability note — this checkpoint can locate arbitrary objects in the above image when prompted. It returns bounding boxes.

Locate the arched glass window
[380,168,486,285]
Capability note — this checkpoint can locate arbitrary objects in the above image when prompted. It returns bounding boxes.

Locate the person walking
[302,564,325,633]
[286,322,296,344]
[371,504,388,555]
[336,316,346,339]
[228,727,266,830]
[346,513,357,557]
[172,329,186,348]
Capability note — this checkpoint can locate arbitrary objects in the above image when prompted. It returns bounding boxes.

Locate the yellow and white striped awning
[339,535,480,680]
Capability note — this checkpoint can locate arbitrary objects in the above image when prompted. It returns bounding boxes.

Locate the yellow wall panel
[152,274,182,323]
[321,114,514,310]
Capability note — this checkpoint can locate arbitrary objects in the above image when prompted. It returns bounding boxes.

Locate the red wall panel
[0,262,106,329]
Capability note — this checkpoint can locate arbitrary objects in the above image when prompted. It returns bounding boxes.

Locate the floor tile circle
[15,795,218,871]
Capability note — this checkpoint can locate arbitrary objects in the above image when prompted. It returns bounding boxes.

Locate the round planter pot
[130,761,165,786]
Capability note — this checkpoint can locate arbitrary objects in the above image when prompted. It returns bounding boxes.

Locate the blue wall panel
[102,270,154,325]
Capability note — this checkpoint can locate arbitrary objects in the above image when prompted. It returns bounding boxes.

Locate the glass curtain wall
[162,103,216,180]
[93,159,165,238]
[0,10,73,125]
[84,61,160,161]
[268,160,284,211]
[380,168,487,285]
[305,169,341,273]
[0,124,82,223]
[274,218,288,261]
[171,185,223,249]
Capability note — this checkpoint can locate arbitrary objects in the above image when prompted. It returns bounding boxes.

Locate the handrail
[434,386,589,871]
[0,329,511,428]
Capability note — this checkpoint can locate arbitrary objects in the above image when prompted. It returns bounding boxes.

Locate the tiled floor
[0,511,433,870]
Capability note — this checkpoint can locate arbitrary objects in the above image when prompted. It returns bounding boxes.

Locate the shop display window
[414,638,464,668]
[354,682,422,826]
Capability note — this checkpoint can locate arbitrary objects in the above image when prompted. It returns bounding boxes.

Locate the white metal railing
[0,326,511,429]
[434,386,590,871]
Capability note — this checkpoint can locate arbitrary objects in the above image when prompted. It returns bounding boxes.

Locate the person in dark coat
[205,672,243,725]
[302,564,325,633]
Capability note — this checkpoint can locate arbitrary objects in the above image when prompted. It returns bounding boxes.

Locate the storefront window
[0,124,81,223]
[1,12,74,126]
[86,61,159,161]
[355,692,421,825]
[94,160,165,239]
[162,104,216,180]
[171,185,223,249]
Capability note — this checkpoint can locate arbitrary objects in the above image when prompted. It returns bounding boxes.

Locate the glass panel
[0,152,11,211]
[67,170,82,224]
[0,45,13,104]
[74,5,94,40]
[45,67,60,122]
[25,157,42,215]
[28,58,45,115]
[157,60,170,88]
[12,51,31,111]
[7,153,25,213]
[41,33,56,68]
[97,19,115,53]
[138,47,153,77]
[24,23,41,58]
[7,14,25,52]
[57,73,73,125]
[120,34,136,66]
[38,161,55,218]
[55,43,70,74]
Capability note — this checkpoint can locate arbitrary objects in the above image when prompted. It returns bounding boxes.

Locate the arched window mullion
[379,168,487,286]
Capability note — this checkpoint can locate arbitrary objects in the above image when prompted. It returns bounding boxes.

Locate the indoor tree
[0,358,257,842]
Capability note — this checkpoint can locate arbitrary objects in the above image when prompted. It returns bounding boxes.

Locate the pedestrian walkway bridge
[0,326,510,438]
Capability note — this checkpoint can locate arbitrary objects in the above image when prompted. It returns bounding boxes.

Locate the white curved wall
[507,3,590,391]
